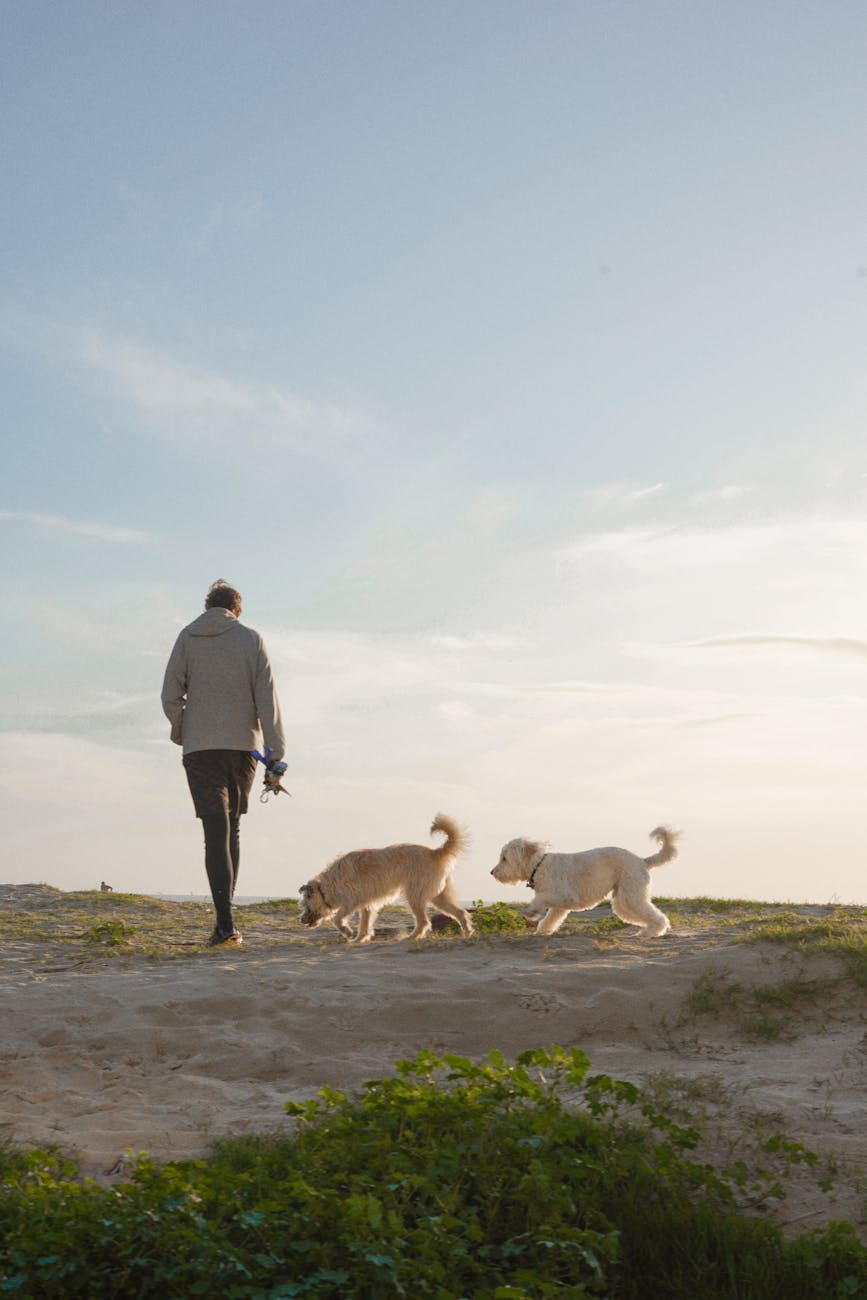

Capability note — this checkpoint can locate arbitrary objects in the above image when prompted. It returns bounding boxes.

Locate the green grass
[678,967,838,1042]
[0,886,305,961]
[0,1047,864,1298]
[5,888,865,956]
[660,896,771,915]
[548,898,867,944]
[666,908,867,1040]
[737,913,867,988]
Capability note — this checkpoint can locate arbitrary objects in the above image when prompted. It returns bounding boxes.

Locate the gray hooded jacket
[161,608,285,760]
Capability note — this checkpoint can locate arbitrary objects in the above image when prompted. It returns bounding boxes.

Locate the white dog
[491,825,679,937]
[299,813,474,943]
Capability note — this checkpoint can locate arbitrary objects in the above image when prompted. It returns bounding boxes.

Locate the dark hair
[205,580,242,615]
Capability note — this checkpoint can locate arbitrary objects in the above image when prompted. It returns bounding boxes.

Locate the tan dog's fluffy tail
[645,825,680,868]
[430,812,468,861]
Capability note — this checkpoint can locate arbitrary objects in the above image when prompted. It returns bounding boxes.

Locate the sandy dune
[1,885,864,1235]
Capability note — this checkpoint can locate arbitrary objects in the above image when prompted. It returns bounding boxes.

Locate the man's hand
[252,748,290,800]
[264,758,289,796]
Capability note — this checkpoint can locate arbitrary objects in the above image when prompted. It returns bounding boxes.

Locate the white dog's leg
[611,889,670,938]
[535,907,571,935]
[640,912,671,938]
[634,904,670,938]
[431,882,475,937]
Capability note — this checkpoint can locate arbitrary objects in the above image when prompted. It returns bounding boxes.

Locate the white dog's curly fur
[299,813,474,943]
[491,826,679,937]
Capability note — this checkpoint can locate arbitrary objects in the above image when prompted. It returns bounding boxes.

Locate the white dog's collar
[527,854,548,889]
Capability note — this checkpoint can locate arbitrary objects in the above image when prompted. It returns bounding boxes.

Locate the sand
[1,884,865,1235]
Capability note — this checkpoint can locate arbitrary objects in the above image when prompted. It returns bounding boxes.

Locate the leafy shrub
[81,919,136,947]
[436,901,529,936]
[0,1048,865,1297]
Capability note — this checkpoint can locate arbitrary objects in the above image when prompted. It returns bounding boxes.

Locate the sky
[2,1,866,906]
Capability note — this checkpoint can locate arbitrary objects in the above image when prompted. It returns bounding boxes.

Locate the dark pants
[202,811,241,935]
[182,750,257,936]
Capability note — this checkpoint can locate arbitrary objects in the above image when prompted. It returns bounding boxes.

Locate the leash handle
[253,747,290,801]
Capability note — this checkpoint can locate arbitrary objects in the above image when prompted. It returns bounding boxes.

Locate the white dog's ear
[521,840,549,868]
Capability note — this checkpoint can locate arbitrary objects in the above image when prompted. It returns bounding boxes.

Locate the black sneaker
[207,927,243,947]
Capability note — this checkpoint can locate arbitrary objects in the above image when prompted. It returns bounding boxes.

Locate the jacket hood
[187,608,240,637]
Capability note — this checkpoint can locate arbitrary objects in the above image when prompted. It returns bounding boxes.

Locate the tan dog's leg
[408,908,432,939]
[355,908,379,943]
[431,881,474,937]
[402,884,433,939]
[332,908,355,940]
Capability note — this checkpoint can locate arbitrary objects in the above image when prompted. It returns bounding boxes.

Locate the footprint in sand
[518,992,566,1015]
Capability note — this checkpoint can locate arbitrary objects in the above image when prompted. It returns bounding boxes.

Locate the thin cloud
[557,518,867,571]
[0,509,151,544]
[628,482,665,500]
[451,678,733,716]
[692,484,753,506]
[192,192,265,252]
[583,482,667,510]
[557,525,667,562]
[675,711,757,729]
[75,330,364,447]
[2,313,370,454]
[459,679,631,699]
[658,635,867,662]
[0,689,157,744]
[430,633,529,652]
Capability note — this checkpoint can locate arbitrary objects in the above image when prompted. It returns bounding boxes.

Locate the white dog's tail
[645,825,680,868]
[430,812,468,862]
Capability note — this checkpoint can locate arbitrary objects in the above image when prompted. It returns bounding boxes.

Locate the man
[161,580,286,946]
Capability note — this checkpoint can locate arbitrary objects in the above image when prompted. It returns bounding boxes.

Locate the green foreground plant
[1,1048,865,1299]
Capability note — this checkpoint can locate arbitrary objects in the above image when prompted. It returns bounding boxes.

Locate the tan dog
[299,813,474,943]
[491,825,679,937]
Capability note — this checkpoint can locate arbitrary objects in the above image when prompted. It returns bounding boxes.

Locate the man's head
[205,580,242,617]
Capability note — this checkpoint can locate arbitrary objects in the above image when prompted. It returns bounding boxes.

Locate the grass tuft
[678,967,839,1041]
